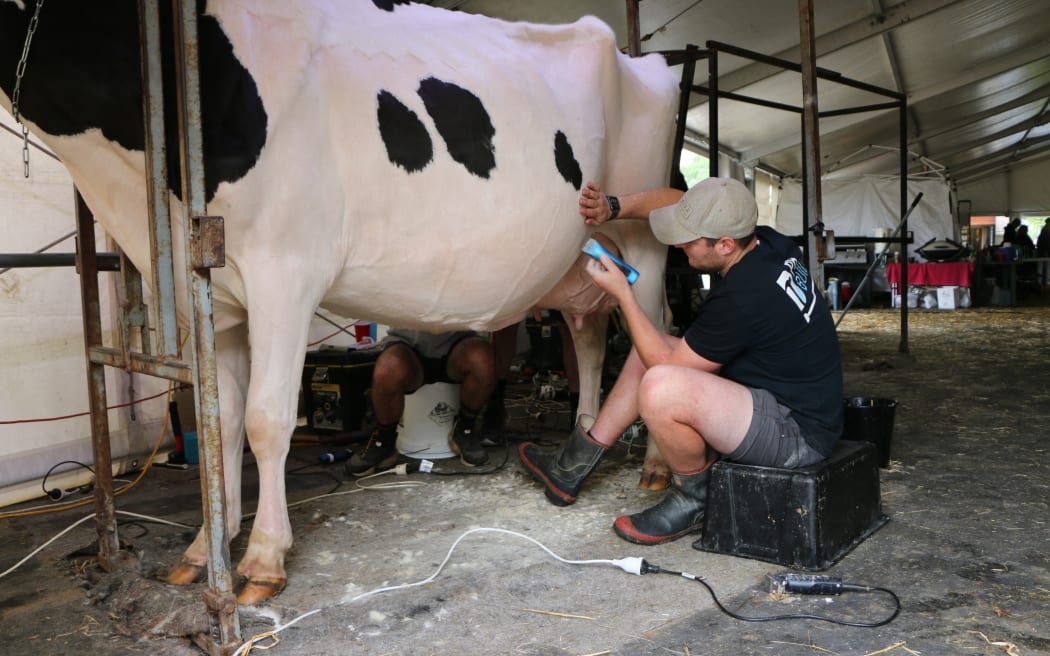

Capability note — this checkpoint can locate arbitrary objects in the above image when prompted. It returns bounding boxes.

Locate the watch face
[608,195,620,218]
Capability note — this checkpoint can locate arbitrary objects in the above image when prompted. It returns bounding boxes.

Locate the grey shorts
[726,388,825,468]
[384,334,475,391]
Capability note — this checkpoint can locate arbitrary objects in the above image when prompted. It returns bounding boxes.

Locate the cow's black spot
[553,130,582,190]
[0,0,267,203]
[377,90,433,173]
[417,77,495,179]
[372,0,412,11]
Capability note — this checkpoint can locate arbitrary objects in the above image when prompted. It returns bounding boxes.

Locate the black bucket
[843,397,898,468]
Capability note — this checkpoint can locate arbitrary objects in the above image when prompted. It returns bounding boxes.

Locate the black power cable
[641,561,901,627]
[41,460,95,500]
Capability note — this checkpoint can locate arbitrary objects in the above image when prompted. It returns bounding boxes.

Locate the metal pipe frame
[139,0,180,359]
[66,1,240,651]
[676,24,910,352]
[167,0,240,650]
[73,191,124,571]
[705,39,905,101]
[0,252,120,270]
[670,45,701,185]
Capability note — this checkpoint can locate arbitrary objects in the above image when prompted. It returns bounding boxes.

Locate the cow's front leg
[234,396,296,605]
[233,291,318,605]
[167,325,250,585]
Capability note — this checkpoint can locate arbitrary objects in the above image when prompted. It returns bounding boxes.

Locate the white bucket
[397,382,459,459]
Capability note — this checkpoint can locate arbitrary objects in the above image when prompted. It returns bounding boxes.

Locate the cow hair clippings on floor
[230,529,900,655]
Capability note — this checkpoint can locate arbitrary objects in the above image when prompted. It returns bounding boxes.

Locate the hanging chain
[11,0,45,178]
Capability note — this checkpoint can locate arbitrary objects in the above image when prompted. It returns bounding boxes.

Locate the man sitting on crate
[348,329,496,475]
[519,178,843,546]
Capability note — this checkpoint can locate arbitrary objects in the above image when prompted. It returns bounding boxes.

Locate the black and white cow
[1,0,677,603]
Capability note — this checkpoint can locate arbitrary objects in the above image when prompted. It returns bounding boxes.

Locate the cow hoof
[165,557,206,586]
[237,577,286,605]
[637,470,672,491]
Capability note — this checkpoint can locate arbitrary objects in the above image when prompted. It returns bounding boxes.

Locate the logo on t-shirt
[775,257,817,323]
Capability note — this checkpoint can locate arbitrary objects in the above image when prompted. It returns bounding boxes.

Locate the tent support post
[898,98,910,354]
[799,0,824,292]
[625,0,641,57]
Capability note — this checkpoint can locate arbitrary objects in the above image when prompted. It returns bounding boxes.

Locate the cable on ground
[644,563,901,627]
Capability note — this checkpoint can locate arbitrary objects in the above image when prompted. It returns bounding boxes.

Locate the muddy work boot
[612,464,714,545]
[346,428,399,477]
[518,415,607,506]
[448,416,489,467]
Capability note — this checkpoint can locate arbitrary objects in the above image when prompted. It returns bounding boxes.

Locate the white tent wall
[775,176,955,262]
[954,156,1050,217]
[754,170,782,229]
[1,111,170,506]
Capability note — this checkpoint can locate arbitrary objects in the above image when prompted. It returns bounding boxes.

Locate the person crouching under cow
[348,329,495,475]
[518,177,843,546]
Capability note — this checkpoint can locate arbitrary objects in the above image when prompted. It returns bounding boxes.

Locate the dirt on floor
[1,304,1049,656]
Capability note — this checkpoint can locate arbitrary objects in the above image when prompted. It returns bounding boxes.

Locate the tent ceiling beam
[1007,98,1050,163]
[908,81,1050,147]
[705,0,963,101]
[950,136,1050,182]
[871,0,925,159]
[939,112,1050,162]
[904,33,1050,108]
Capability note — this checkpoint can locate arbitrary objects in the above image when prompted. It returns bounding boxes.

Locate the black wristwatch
[606,195,620,221]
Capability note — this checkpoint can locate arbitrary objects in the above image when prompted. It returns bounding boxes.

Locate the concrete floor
[0,305,1048,655]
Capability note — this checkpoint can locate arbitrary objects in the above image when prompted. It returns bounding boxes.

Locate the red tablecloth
[886,262,974,287]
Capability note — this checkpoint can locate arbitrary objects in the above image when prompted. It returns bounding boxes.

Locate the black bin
[302,346,381,432]
[697,440,888,570]
[843,397,898,468]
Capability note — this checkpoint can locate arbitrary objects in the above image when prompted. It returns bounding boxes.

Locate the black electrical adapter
[769,573,850,595]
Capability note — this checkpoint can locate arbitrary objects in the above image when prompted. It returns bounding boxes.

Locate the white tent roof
[429,0,1050,214]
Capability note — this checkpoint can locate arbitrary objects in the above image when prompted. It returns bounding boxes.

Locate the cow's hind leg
[167,324,251,585]
[639,440,672,490]
[561,313,607,423]
[608,225,672,491]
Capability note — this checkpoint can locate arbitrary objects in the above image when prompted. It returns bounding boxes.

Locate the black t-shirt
[684,226,843,455]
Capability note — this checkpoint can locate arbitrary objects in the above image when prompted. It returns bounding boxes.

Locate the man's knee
[374,344,419,389]
[451,338,496,379]
[637,365,679,417]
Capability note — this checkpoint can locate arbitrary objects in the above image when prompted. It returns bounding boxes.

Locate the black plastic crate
[302,346,381,432]
[696,440,888,570]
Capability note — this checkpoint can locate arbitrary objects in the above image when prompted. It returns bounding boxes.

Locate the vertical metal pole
[118,252,150,358]
[171,0,240,647]
[137,0,179,358]
[74,191,123,570]
[708,46,719,177]
[799,0,824,291]
[670,45,699,185]
[625,0,641,57]
[800,114,811,270]
[898,100,910,353]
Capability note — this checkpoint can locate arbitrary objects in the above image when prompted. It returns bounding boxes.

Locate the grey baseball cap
[650,177,758,245]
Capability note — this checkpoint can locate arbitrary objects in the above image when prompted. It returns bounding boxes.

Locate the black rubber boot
[346,427,399,477]
[612,465,713,545]
[518,415,606,506]
[448,415,489,467]
[481,379,508,435]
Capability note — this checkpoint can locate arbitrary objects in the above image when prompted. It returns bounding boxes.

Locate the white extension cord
[233,527,648,655]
